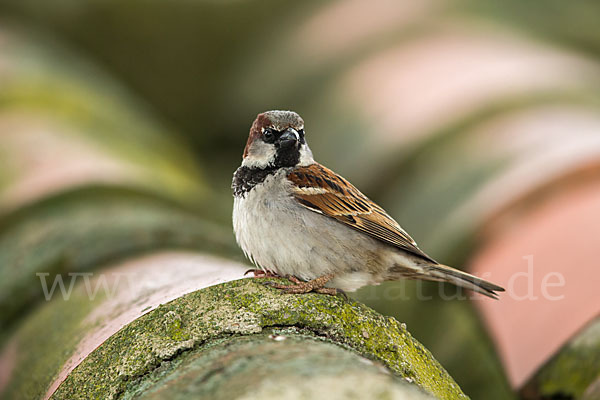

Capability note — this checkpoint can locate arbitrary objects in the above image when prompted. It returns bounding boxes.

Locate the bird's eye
[263,128,276,142]
[298,129,305,143]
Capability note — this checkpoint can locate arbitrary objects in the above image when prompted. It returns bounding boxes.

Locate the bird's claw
[260,273,343,297]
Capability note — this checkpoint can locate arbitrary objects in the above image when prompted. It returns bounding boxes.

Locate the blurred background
[1,1,599,399]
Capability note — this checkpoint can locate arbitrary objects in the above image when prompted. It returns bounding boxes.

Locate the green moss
[357,281,515,400]
[52,279,467,400]
[528,317,600,398]
[162,311,191,342]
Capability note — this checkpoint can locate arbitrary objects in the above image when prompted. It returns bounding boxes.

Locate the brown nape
[243,113,272,158]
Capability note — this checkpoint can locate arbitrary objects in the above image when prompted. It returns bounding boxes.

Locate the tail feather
[424,264,505,300]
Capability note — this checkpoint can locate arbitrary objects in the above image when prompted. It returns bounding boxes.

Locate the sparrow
[232,110,504,299]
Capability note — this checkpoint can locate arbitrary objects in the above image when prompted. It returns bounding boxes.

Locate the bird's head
[242,110,314,169]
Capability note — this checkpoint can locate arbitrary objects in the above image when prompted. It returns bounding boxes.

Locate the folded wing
[288,163,437,264]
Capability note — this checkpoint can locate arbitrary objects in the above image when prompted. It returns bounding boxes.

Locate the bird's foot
[263,273,339,296]
[244,269,279,278]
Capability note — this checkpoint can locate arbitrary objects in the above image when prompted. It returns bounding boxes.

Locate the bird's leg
[264,273,338,296]
[244,269,279,278]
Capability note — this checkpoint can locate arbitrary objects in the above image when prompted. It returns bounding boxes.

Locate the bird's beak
[277,128,300,148]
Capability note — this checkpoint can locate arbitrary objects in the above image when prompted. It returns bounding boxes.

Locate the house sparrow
[232,110,504,299]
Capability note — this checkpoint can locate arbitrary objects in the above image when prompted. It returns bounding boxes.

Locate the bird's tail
[421,264,505,299]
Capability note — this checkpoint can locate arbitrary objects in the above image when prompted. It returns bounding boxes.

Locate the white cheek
[242,141,276,168]
[298,144,315,166]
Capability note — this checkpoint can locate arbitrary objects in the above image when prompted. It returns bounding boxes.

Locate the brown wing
[288,163,437,263]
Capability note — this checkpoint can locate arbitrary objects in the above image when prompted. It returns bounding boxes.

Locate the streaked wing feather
[288,163,436,263]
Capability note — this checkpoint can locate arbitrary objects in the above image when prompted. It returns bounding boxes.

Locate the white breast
[232,169,397,291]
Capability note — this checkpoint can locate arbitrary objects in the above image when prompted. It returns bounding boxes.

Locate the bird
[232,110,504,299]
